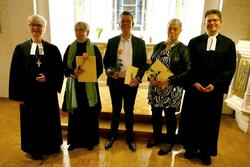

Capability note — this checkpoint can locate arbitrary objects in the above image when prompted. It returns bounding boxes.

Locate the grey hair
[74,21,90,33]
[167,18,182,29]
[27,14,47,33]
[27,14,47,27]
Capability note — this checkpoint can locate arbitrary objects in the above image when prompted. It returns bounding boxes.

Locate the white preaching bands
[206,33,218,51]
[30,42,44,67]
[30,42,44,55]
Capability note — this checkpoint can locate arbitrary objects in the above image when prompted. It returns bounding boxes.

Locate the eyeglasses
[29,24,43,28]
[120,20,132,24]
[206,19,221,23]
[75,28,87,32]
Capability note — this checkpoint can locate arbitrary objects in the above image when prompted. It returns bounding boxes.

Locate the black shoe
[46,147,61,155]
[128,142,136,152]
[54,147,61,153]
[68,145,75,151]
[157,143,173,156]
[104,137,115,150]
[146,136,159,148]
[158,149,169,155]
[31,154,43,160]
[201,155,211,166]
[184,149,196,159]
[87,145,94,151]
[146,142,155,148]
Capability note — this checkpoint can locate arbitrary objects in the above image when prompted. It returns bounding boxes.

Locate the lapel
[113,36,121,53]
[201,33,209,51]
[23,40,32,54]
[41,40,47,55]
[215,34,223,49]
[131,35,137,64]
[21,40,32,62]
[112,35,138,65]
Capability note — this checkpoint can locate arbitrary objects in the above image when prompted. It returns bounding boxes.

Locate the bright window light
[49,0,205,54]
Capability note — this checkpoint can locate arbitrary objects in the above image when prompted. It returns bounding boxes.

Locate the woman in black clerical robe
[63,21,103,151]
[9,14,64,160]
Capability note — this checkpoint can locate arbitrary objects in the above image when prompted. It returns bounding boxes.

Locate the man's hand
[129,78,139,87]
[111,71,120,79]
[203,84,214,93]
[36,73,46,82]
[193,83,214,93]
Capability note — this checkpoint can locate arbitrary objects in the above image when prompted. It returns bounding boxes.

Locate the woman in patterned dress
[146,18,191,155]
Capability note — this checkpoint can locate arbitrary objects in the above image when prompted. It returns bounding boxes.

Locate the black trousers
[108,78,138,142]
[151,106,177,143]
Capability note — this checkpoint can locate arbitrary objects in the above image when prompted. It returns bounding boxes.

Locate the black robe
[63,41,103,149]
[9,39,64,156]
[178,33,236,156]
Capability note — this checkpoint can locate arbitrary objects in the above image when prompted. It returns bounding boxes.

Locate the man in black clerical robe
[178,9,236,165]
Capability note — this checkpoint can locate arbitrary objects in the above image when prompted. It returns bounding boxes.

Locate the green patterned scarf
[65,39,98,113]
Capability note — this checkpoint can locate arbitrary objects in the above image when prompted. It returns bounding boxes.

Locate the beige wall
[220,0,250,43]
[0,0,250,97]
[0,0,33,97]
[200,0,250,43]
[200,0,222,33]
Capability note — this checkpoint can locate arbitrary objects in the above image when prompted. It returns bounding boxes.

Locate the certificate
[147,59,173,80]
[76,56,97,82]
[124,66,139,85]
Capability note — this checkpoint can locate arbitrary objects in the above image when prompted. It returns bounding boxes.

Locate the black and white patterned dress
[148,45,183,111]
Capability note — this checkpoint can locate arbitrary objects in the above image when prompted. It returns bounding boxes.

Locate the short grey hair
[27,14,47,33]
[74,21,90,33]
[167,18,182,29]
[27,14,47,27]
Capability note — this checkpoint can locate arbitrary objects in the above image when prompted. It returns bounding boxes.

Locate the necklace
[35,46,42,67]
[30,41,43,67]
[36,57,42,67]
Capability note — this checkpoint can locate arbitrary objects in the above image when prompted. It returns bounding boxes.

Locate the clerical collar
[206,33,218,51]
[206,32,218,37]
[30,42,44,55]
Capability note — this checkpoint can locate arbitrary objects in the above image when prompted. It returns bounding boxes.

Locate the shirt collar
[120,35,132,42]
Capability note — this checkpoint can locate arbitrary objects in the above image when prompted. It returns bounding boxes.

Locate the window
[49,0,205,54]
[112,0,147,31]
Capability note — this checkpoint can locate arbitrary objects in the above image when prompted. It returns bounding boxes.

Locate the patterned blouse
[148,44,183,111]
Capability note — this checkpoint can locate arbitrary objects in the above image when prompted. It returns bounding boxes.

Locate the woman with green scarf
[63,21,103,151]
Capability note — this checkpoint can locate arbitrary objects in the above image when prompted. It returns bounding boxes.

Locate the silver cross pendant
[36,59,42,67]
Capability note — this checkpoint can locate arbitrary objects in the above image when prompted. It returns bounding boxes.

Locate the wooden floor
[1,98,250,167]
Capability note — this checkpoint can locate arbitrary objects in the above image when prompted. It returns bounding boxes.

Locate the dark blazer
[188,33,236,93]
[103,35,147,85]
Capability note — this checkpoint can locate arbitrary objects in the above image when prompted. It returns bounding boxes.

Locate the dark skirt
[67,105,100,148]
[20,92,62,156]
[67,82,101,148]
